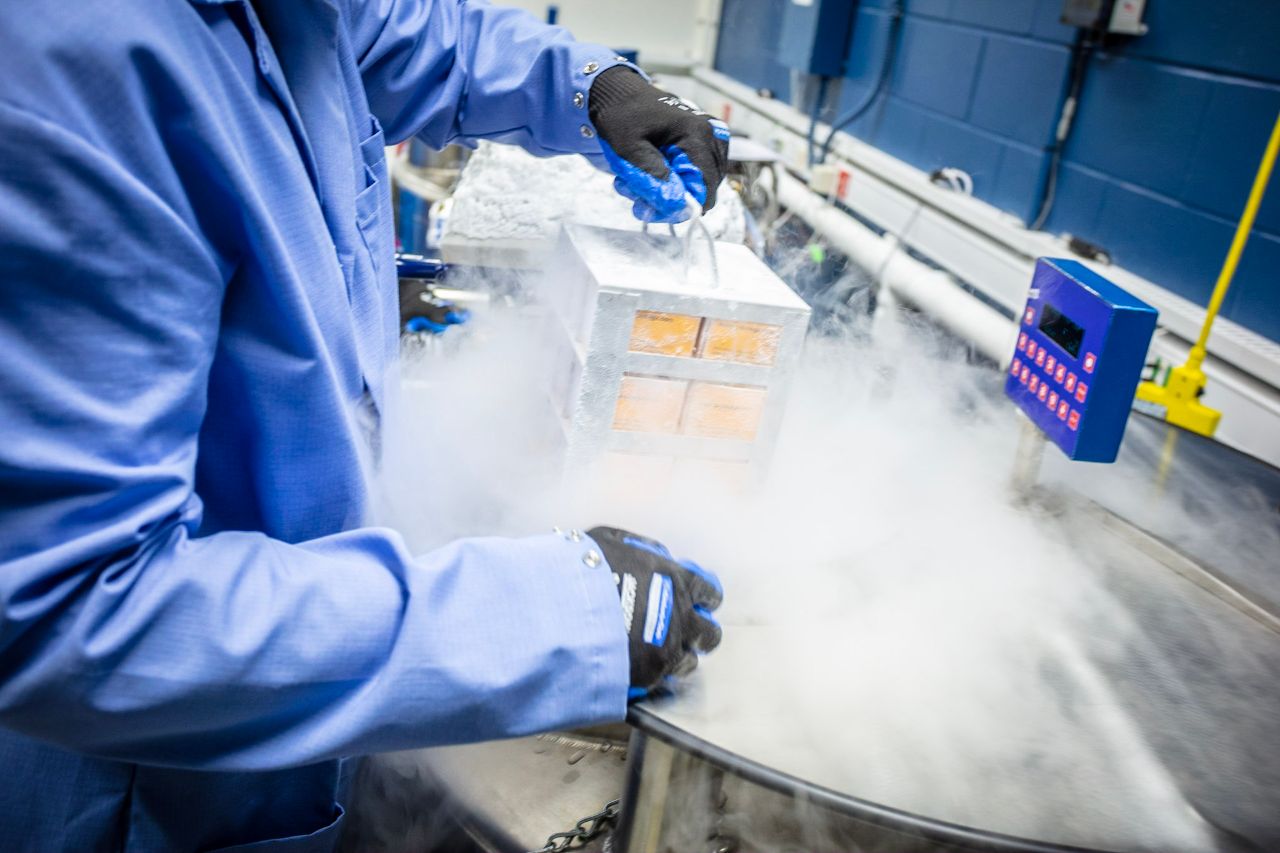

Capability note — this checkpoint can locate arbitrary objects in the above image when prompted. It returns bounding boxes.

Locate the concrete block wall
[714,0,796,101]
[714,0,1280,343]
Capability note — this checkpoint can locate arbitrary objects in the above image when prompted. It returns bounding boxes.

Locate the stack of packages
[544,225,810,492]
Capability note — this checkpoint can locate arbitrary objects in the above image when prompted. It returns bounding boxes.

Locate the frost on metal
[441,141,746,269]
[543,224,810,488]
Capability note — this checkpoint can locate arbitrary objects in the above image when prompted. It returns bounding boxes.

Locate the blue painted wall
[715,0,794,101]
[715,0,1280,343]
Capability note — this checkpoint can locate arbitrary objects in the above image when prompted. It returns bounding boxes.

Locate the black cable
[817,0,905,165]
[806,75,832,168]
[1030,27,1100,231]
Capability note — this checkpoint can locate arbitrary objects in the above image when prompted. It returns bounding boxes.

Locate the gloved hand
[401,288,470,335]
[588,526,723,701]
[404,303,469,335]
[588,67,731,224]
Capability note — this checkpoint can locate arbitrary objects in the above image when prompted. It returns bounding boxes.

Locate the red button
[1058,401,1069,420]
[1045,355,1057,374]
[1075,382,1088,403]
[1083,352,1096,373]
[1018,333,1028,351]
[1038,384,1049,402]
[1065,373,1077,392]
[1020,366,1030,385]
[1010,357,1022,375]
[1048,391,1059,408]
[1035,349,1046,367]
[1029,375,1039,393]
[1068,409,1080,431]
[1055,364,1067,384]
[1026,341,1037,359]
[1024,306,1035,325]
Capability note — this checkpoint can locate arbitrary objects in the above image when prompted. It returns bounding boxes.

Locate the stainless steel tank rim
[1071,495,1280,635]
[625,705,1122,853]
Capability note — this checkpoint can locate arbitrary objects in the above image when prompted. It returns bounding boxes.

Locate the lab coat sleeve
[347,0,633,158]
[0,101,629,771]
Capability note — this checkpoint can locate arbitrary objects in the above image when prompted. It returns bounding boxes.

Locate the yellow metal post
[1135,110,1280,436]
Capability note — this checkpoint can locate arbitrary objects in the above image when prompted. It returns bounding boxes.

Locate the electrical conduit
[776,170,1017,366]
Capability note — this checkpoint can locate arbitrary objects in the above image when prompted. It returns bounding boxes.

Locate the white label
[1109,0,1146,34]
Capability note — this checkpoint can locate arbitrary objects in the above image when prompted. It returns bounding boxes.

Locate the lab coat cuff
[560,42,642,156]
[553,529,631,721]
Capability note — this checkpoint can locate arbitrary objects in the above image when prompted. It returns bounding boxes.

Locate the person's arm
[346,0,731,222]
[347,0,629,157]
[0,101,628,771]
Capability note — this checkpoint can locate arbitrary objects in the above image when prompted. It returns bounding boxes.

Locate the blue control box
[1005,258,1157,463]
[777,0,858,76]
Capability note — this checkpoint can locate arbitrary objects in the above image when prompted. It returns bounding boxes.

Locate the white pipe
[776,171,1018,367]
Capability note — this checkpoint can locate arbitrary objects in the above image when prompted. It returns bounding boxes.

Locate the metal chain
[530,798,621,853]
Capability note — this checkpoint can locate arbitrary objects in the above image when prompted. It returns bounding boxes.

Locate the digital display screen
[1038,302,1085,359]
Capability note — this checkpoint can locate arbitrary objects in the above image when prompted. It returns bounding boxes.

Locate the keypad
[1010,331,1092,437]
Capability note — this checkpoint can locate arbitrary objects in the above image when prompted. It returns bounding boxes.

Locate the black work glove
[588,66,731,224]
[588,526,724,701]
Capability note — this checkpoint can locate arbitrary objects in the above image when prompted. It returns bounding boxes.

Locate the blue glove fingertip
[632,198,658,224]
[622,535,673,560]
[678,558,724,599]
[405,317,448,334]
[613,176,642,204]
[661,145,708,209]
[601,139,692,223]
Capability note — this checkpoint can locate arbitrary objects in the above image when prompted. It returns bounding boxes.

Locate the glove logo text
[657,95,707,117]
[619,573,638,633]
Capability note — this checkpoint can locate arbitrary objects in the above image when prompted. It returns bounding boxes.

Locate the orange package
[698,319,781,366]
[629,311,703,357]
[681,381,767,441]
[613,374,689,433]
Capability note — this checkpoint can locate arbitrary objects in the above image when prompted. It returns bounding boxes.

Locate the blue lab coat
[0,1,631,849]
